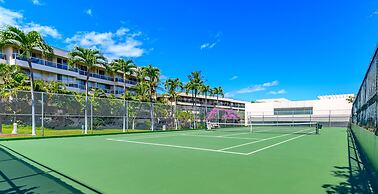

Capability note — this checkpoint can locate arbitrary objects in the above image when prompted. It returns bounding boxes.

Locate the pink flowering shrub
[207,108,240,122]
[222,109,240,121]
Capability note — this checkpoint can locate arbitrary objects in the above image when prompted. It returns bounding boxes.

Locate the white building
[0,46,138,95]
[245,94,354,126]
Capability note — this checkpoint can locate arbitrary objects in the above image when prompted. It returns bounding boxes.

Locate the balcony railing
[0,53,6,60]
[13,54,137,85]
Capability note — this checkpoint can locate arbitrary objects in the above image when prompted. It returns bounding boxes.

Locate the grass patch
[0,124,148,139]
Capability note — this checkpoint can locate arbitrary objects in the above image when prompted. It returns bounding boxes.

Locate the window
[98,70,105,75]
[274,107,313,115]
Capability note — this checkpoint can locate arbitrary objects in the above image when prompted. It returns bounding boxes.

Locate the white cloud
[225,80,279,97]
[0,6,60,38]
[230,75,238,80]
[116,27,129,36]
[0,6,23,27]
[23,22,61,38]
[85,9,92,16]
[65,27,145,59]
[200,32,222,50]
[262,80,279,87]
[160,74,168,80]
[269,89,286,95]
[31,0,42,5]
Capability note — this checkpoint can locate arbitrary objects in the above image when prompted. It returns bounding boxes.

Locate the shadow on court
[322,130,377,194]
[0,146,84,194]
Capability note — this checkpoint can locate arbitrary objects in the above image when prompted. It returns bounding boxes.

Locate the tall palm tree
[164,78,183,129]
[199,84,211,120]
[68,46,106,134]
[105,62,118,95]
[0,26,53,136]
[186,71,203,128]
[109,59,136,132]
[141,64,160,131]
[131,81,149,129]
[210,86,224,122]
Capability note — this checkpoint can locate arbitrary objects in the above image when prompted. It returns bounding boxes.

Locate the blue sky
[1,0,378,101]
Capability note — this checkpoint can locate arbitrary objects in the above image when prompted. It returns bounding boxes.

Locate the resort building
[0,46,138,95]
[173,93,247,112]
[246,94,354,126]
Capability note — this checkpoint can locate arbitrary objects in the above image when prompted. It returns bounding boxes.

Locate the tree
[105,62,118,95]
[210,86,224,122]
[0,26,53,136]
[164,78,183,129]
[199,84,211,121]
[0,63,29,133]
[346,95,355,104]
[141,64,160,130]
[109,59,136,132]
[68,46,106,134]
[185,71,204,128]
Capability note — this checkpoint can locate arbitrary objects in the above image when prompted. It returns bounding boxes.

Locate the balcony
[0,53,6,60]
[13,54,134,84]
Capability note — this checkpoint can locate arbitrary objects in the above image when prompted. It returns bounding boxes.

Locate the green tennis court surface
[0,127,353,193]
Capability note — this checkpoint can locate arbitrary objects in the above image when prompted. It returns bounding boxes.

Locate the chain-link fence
[247,110,351,127]
[351,52,378,134]
[0,90,245,136]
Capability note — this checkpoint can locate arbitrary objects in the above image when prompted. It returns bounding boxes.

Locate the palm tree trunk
[84,71,90,134]
[174,98,178,130]
[28,60,36,136]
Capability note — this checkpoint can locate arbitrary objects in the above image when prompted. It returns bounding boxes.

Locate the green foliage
[176,110,194,129]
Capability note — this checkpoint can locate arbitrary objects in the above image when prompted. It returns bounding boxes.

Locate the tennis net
[207,122,318,134]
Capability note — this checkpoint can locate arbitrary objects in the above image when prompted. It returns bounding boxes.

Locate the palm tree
[131,81,149,129]
[164,78,183,129]
[141,64,160,131]
[199,84,211,120]
[0,26,53,136]
[110,59,136,131]
[105,62,118,95]
[210,86,224,122]
[186,71,203,128]
[68,46,106,134]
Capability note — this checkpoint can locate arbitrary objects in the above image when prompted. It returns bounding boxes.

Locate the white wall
[246,95,353,116]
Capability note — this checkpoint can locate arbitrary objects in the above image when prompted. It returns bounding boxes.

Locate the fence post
[90,99,93,134]
[262,112,265,124]
[41,92,44,136]
[123,99,126,132]
[126,100,129,131]
[328,110,331,127]
[151,103,154,131]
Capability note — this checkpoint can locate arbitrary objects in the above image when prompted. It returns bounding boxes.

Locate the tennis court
[0,124,353,194]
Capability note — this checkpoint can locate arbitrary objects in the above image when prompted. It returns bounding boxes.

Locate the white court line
[218,128,312,151]
[106,138,248,156]
[181,134,261,140]
[216,132,251,137]
[123,133,180,141]
[246,132,314,155]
